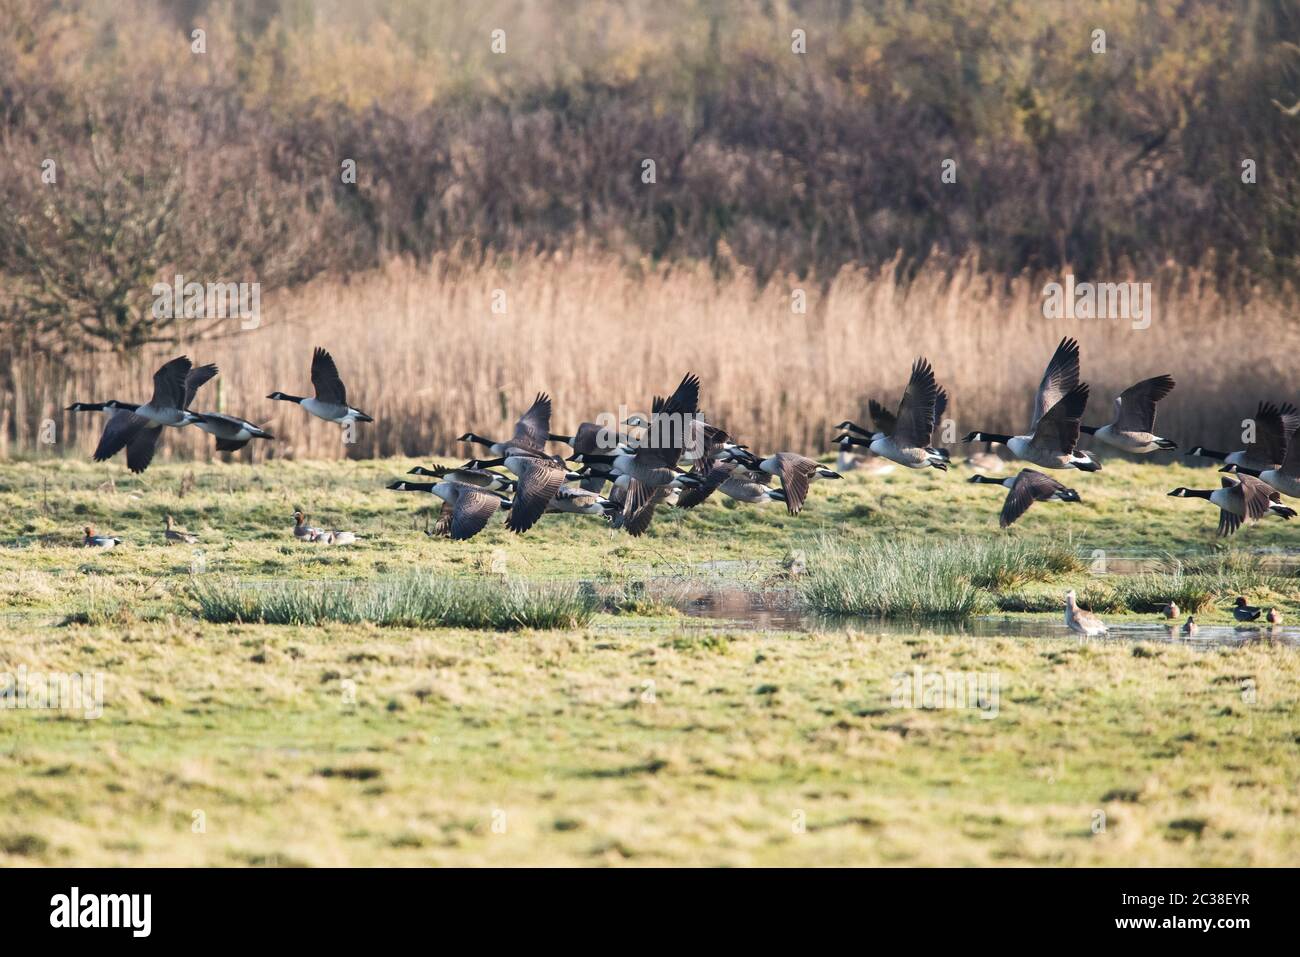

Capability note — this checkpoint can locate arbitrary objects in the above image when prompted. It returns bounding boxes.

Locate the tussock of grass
[962,539,1084,590]
[801,537,1086,619]
[189,574,595,630]
[1113,574,1220,614]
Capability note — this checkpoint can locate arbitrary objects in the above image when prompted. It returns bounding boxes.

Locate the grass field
[1,454,1299,865]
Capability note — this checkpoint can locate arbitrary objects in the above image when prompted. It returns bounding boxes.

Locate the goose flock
[68,338,1300,544]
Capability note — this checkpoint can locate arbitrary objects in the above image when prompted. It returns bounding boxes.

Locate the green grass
[800,536,1087,620]
[189,574,595,630]
[1,455,1299,866]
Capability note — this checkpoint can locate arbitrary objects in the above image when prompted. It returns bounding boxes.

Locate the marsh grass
[800,537,1085,620]
[189,574,595,630]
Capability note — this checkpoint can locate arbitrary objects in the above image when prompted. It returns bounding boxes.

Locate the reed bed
[7,252,1298,464]
[188,574,596,630]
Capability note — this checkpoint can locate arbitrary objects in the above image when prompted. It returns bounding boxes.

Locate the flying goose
[968,468,1082,527]
[834,436,896,474]
[1186,401,1300,469]
[1167,473,1298,536]
[164,514,198,544]
[836,358,950,470]
[1232,596,1262,622]
[268,347,374,426]
[1079,375,1177,453]
[725,448,840,515]
[82,525,122,549]
[169,363,273,452]
[676,460,786,508]
[462,442,568,535]
[1064,589,1107,637]
[1219,427,1300,497]
[67,356,203,473]
[963,337,1101,471]
[292,510,324,542]
[388,479,509,540]
[614,373,702,535]
[459,393,552,455]
[407,464,515,493]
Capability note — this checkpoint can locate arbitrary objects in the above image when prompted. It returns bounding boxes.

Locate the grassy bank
[2,616,1297,866]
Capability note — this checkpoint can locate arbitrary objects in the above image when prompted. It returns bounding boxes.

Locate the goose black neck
[391,481,436,492]
[1185,489,1214,500]
[461,433,495,449]
[968,475,1004,484]
[1192,448,1227,460]
[270,393,305,404]
[1079,425,1098,435]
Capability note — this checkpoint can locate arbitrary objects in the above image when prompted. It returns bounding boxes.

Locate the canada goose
[723,448,836,515]
[615,373,702,535]
[82,525,122,549]
[838,358,950,470]
[67,356,203,473]
[1161,601,1180,620]
[1267,607,1283,625]
[1232,596,1262,622]
[462,446,568,534]
[1219,427,1300,497]
[407,464,515,492]
[460,393,552,455]
[1079,375,1177,453]
[388,479,511,540]
[1064,589,1107,637]
[963,337,1101,471]
[1167,473,1297,536]
[968,468,1082,527]
[164,514,197,545]
[189,413,274,452]
[171,364,270,452]
[835,436,892,474]
[545,486,614,516]
[676,460,785,508]
[1186,401,1300,469]
[292,510,324,541]
[268,347,373,426]
[1180,616,1198,637]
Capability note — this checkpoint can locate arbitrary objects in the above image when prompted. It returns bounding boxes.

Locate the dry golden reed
[11,252,1298,464]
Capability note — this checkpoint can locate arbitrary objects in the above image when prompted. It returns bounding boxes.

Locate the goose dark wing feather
[1031,337,1081,428]
[310,347,348,405]
[1030,382,1089,452]
[183,363,220,410]
[1113,375,1174,433]
[868,399,897,436]
[94,410,149,462]
[125,424,163,473]
[505,460,564,533]
[893,357,942,447]
[999,468,1061,527]
[512,393,553,450]
[149,356,193,410]
[451,489,502,540]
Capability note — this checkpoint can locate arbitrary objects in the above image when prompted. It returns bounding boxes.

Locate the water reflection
[647,582,1299,647]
